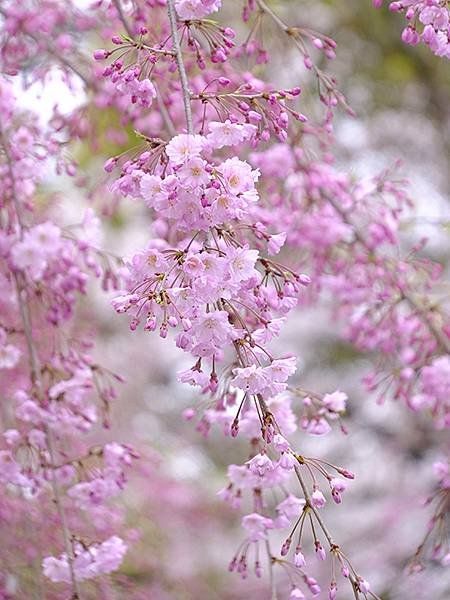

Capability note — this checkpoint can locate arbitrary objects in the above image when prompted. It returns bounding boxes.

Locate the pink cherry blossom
[241,512,273,541]
[43,536,128,583]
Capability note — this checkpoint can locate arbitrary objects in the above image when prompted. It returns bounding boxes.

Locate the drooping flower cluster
[248,142,450,430]
[374,0,450,58]
[105,3,384,597]
[43,535,128,584]
[0,0,94,81]
[1,0,449,597]
[111,128,310,425]
[0,66,133,595]
[100,0,450,596]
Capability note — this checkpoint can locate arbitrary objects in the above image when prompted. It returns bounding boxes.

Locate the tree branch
[166,0,193,134]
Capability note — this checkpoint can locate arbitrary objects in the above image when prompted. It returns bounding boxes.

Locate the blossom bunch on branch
[374,0,450,58]
[0,0,449,598]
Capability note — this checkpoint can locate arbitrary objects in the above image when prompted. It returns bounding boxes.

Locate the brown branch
[167,0,193,133]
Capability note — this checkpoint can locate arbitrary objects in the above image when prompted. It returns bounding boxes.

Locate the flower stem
[111,0,134,38]
[166,0,193,134]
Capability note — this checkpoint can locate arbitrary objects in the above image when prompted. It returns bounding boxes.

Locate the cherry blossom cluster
[104,2,387,598]
[242,0,349,123]
[0,61,133,598]
[374,0,450,58]
[246,142,450,429]
[0,0,94,82]
[247,134,450,571]
[43,535,128,584]
[218,417,366,597]
[243,0,447,579]
[1,0,449,597]
[99,0,450,594]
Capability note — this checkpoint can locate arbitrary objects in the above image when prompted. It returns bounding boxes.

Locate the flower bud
[93,49,109,60]
[280,537,291,556]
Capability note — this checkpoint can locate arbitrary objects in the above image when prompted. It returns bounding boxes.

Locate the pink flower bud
[315,541,326,561]
[338,468,355,479]
[294,547,306,568]
[56,34,73,51]
[290,588,305,600]
[182,408,195,421]
[209,374,218,393]
[328,582,337,600]
[145,316,157,331]
[358,579,370,593]
[280,537,292,556]
[341,566,350,578]
[248,110,262,123]
[298,273,311,286]
[313,38,324,49]
[228,557,237,572]
[273,434,290,452]
[254,561,262,578]
[311,489,326,508]
[182,318,192,331]
[94,49,109,60]
[279,452,296,470]
[223,27,235,38]
[104,157,117,172]
[305,576,321,596]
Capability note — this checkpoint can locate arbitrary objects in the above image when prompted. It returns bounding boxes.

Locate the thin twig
[255,0,288,32]
[294,467,381,600]
[166,0,193,133]
[111,1,177,136]
[154,81,177,136]
[403,291,450,354]
[294,465,336,548]
[254,0,349,109]
[112,0,134,38]
[265,540,278,600]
